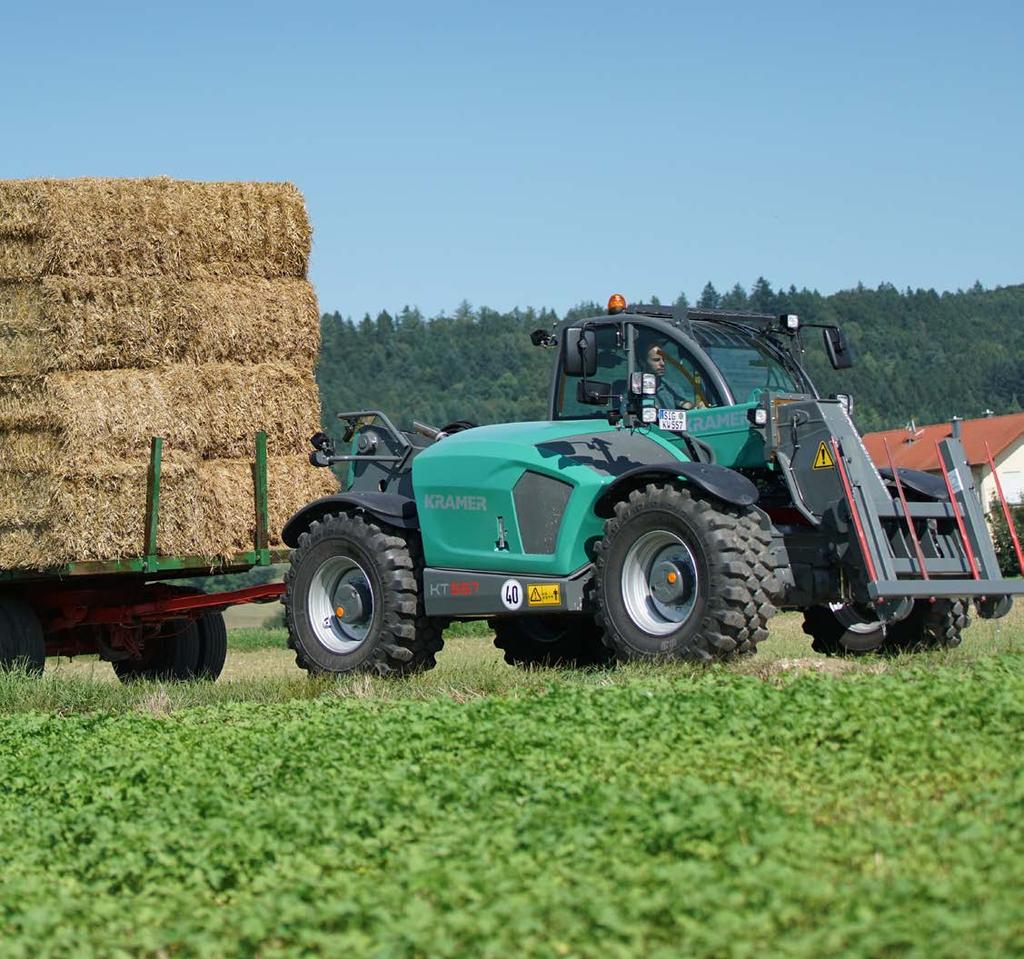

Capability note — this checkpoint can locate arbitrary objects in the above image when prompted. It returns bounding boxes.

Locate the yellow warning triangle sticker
[813,441,836,470]
[529,587,543,603]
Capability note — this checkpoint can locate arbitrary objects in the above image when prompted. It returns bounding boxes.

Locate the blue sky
[1,1,1021,318]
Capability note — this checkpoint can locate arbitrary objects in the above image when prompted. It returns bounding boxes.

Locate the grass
[0,607,1020,956]
[21,605,1023,716]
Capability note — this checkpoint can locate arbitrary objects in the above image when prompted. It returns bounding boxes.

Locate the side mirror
[563,327,598,377]
[576,379,611,407]
[823,327,854,370]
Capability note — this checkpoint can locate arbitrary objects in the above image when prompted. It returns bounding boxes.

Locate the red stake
[985,440,1024,576]
[935,441,980,580]
[883,437,929,580]
[830,436,878,584]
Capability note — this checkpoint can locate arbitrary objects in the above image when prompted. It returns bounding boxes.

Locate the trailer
[0,432,287,680]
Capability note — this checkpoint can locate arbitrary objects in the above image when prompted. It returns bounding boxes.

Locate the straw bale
[0,362,321,466]
[0,178,310,280]
[0,454,336,569]
[0,277,319,374]
[0,460,201,568]
[195,455,338,557]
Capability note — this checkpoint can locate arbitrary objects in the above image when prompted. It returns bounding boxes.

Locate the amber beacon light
[607,293,627,314]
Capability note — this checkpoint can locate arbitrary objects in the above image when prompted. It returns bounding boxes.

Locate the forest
[316,279,1024,435]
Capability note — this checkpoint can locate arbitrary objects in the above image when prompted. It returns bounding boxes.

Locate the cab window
[693,325,803,401]
[634,328,721,410]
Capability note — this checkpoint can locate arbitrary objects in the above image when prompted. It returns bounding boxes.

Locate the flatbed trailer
[0,432,288,680]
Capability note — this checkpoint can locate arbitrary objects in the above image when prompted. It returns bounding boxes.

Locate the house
[862,411,1024,509]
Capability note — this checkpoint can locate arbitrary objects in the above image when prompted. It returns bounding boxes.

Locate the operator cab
[543,294,851,424]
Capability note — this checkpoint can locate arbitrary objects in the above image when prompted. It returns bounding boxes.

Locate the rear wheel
[195,610,228,680]
[491,615,614,669]
[0,597,45,675]
[113,619,201,682]
[594,484,780,662]
[283,512,443,676]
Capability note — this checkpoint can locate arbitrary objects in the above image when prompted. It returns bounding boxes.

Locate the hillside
[317,281,1024,435]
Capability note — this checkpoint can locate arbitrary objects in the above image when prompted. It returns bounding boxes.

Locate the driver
[642,341,694,410]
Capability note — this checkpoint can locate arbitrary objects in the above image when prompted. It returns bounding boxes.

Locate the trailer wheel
[112,620,201,682]
[886,599,969,652]
[801,603,888,656]
[283,512,442,676]
[195,610,228,680]
[0,597,45,675]
[593,484,779,662]
[491,615,614,669]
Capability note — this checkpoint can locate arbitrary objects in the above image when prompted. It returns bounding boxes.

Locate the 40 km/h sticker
[500,579,523,611]
[527,584,561,607]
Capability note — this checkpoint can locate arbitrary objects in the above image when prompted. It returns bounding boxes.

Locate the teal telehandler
[281,295,1023,674]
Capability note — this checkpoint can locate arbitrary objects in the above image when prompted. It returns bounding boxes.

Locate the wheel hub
[621,530,700,636]
[308,555,374,653]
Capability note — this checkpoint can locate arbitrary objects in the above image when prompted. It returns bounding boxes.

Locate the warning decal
[527,584,561,607]
[813,441,836,470]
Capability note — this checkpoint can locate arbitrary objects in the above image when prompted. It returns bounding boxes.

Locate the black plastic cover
[282,492,419,546]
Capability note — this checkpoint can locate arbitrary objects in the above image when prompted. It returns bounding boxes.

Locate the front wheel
[491,614,614,669]
[801,603,889,656]
[593,484,781,662]
[283,512,443,676]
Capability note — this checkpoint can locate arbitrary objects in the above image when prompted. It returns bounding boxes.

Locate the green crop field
[1,611,1023,958]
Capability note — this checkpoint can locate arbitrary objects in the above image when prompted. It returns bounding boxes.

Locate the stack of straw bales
[0,178,336,569]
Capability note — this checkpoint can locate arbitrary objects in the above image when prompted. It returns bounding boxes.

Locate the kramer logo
[423,493,488,511]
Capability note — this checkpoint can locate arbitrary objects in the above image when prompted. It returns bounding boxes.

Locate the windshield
[692,323,805,402]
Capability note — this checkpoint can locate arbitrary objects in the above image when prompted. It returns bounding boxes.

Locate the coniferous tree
[698,282,721,309]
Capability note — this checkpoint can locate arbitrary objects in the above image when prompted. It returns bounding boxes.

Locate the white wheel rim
[307,555,374,654]
[827,601,884,636]
[620,530,699,636]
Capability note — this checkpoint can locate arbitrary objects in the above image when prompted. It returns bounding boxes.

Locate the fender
[593,462,759,516]
[878,467,948,501]
[282,492,419,546]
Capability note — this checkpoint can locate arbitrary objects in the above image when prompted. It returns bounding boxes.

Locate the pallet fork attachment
[772,398,1024,608]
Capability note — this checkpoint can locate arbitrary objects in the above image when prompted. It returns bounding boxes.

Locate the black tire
[195,610,228,680]
[491,614,614,669]
[0,597,45,675]
[283,512,443,676]
[593,484,780,662]
[886,599,969,652]
[802,599,969,656]
[801,603,888,657]
[113,619,202,682]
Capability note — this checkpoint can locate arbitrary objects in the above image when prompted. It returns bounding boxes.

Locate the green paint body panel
[415,416,710,573]
[412,403,766,576]
[413,419,628,575]
[663,400,766,468]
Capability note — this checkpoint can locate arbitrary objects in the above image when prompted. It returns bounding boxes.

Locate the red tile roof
[862,411,1024,472]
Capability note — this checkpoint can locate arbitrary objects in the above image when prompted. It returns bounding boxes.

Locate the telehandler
[281,295,1023,673]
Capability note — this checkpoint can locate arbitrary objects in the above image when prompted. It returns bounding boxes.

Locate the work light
[629,373,658,396]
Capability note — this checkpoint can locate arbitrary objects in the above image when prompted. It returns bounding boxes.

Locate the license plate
[656,409,688,432]
[526,583,561,607]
